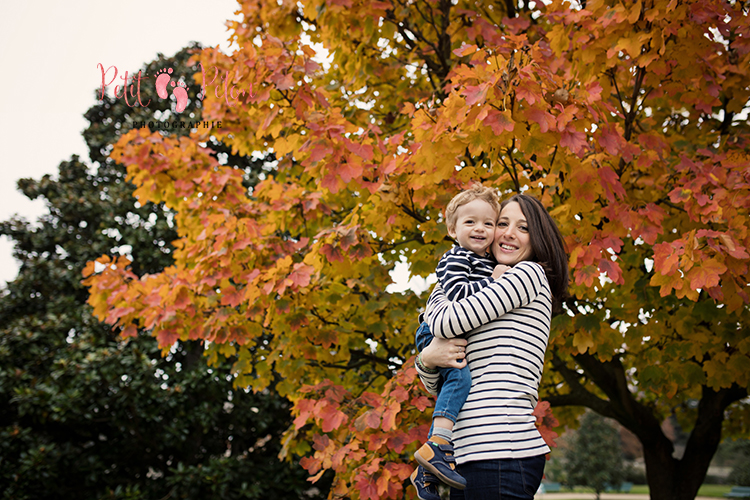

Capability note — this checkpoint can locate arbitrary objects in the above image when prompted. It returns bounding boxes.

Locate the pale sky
[0,0,241,286]
[0,0,431,293]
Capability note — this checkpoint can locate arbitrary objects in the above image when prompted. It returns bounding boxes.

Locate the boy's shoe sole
[410,467,441,500]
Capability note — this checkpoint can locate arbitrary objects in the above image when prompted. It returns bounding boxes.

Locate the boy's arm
[437,250,494,302]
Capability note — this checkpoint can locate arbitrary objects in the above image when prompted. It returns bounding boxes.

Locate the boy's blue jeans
[415,322,472,428]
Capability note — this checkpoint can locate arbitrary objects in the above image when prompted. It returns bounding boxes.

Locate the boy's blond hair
[445,185,501,232]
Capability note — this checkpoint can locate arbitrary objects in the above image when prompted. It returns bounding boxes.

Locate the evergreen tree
[0,46,321,500]
[728,440,750,486]
[564,412,627,500]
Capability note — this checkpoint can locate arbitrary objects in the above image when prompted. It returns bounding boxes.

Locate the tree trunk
[547,352,748,500]
[640,385,739,500]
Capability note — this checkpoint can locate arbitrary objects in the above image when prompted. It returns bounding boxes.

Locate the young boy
[411,185,507,500]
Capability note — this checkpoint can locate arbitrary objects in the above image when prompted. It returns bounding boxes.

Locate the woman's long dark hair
[501,194,569,311]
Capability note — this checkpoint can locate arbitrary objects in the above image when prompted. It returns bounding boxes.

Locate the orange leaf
[688,259,727,290]
[381,400,401,431]
[650,271,684,297]
[453,43,478,56]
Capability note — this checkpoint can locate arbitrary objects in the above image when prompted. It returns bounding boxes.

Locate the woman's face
[492,201,533,266]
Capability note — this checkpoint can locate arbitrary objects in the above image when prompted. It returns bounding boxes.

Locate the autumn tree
[83,1,750,499]
[0,46,324,500]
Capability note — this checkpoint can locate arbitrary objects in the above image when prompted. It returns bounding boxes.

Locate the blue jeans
[450,455,546,500]
[415,322,471,425]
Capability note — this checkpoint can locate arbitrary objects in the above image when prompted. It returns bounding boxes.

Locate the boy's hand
[492,264,510,279]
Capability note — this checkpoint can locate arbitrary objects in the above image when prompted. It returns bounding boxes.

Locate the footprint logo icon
[154,68,189,113]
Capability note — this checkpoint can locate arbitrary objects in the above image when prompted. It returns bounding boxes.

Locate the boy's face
[448,199,498,256]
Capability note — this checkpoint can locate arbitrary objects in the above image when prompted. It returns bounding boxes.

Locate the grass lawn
[696,484,735,497]
[559,484,734,498]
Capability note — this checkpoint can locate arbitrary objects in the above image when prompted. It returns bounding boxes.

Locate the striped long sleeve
[423,261,553,463]
[436,246,496,302]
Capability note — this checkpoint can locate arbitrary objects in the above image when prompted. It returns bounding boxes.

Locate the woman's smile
[493,201,533,266]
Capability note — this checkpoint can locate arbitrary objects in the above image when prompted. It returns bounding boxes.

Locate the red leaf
[321,243,344,262]
[653,242,682,275]
[156,328,179,348]
[339,227,358,251]
[336,160,363,183]
[464,82,490,106]
[312,433,330,451]
[325,384,347,402]
[525,108,556,133]
[668,187,692,204]
[386,431,414,453]
[294,399,316,429]
[389,386,409,403]
[484,109,515,134]
[355,473,380,500]
[272,72,295,90]
[308,142,333,163]
[121,324,138,338]
[410,395,432,411]
[360,392,384,407]
[344,139,374,161]
[289,263,313,288]
[300,455,322,475]
[220,285,243,307]
[532,401,559,449]
[583,81,603,104]
[559,125,588,155]
[597,124,625,155]
[574,265,599,287]
[598,166,627,200]
[599,258,624,284]
[516,81,542,105]
[304,58,320,74]
[556,105,578,131]
[718,234,750,259]
[319,403,348,432]
[363,409,382,429]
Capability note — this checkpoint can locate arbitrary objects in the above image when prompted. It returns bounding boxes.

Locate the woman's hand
[492,264,511,279]
[420,337,468,369]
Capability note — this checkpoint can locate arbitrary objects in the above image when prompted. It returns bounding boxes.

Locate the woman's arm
[425,261,548,339]
[414,336,468,395]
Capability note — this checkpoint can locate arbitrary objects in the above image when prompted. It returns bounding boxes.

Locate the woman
[415,193,569,500]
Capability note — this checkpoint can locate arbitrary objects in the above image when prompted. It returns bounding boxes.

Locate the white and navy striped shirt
[436,246,496,302]
[419,261,552,463]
